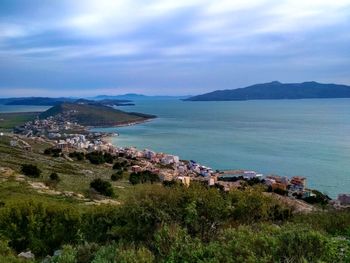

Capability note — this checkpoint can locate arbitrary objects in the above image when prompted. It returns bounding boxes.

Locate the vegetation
[0,135,350,262]
[49,172,60,181]
[0,183,349,262]
[111,171,123,181]
[39,102,156,127]
[0,112,39,131]
[68,151,85,161]
[129,170,160,185]
[85,151,114,165]
[21,164,41,178]
[44,147,62,157]
[90,178,115,197]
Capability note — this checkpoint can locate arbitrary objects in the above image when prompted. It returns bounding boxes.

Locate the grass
[0,112,39,131]
[40,102,155,127]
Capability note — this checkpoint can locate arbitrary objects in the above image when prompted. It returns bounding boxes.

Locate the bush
[49,172,60,181]
[90,178,115,197]
[0,201,81,256]
[21,164,41,178]
[111,172,123,181]
[44,148,62,157]
[113,160,128,170]
[86,151,115,165]
[69,151,85,161]
[129,171,160,185]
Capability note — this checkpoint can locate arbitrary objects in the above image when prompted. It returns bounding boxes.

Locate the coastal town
[5,113,350,208]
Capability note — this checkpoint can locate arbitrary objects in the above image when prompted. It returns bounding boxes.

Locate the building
[10,140,18,147]
[265,175,289,191]
[131,165,142,173]
[290,176,307,192]
[338,194,350,205]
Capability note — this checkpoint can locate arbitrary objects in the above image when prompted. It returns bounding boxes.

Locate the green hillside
[39,102,155,126]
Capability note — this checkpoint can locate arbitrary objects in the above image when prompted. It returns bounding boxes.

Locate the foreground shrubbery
[0,184,350,262]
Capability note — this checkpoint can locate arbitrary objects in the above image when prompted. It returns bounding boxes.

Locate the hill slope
[39,102,155,126]
[186,81,350,101]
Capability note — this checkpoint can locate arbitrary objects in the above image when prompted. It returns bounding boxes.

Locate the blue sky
[0,0,350,97]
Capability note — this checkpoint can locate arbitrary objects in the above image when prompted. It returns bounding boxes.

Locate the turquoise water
[93,99,350,197]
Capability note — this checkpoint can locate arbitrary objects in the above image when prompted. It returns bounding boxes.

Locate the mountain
[39,102,156,127]
[185,81,350,101]
[0,97,74,105]
[92,94,191,101]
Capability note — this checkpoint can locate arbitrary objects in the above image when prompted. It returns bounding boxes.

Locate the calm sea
[93,99,350,197]
[1,100,349,197]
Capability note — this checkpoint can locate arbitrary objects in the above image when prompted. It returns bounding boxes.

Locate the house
[338,194,350,205]
[144,149,156,160]
[10,140,18,147]
[56,141,69,152]
[243,171,263,180]
[131,165,142,173]
[290,176,307,192]
[177,176,191,187]
[265,175,289,191]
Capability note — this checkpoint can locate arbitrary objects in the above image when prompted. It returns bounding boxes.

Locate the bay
[93,99,350,197]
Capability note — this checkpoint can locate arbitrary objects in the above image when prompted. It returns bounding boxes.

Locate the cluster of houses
[14,115,85,138]
[331,194,350,208]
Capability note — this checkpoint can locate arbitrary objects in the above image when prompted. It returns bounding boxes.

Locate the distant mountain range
[0,94,191,106]
[91,94,190,101]
[186,81,350,101]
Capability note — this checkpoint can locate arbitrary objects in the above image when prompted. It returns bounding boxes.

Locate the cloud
[0,0,350,96]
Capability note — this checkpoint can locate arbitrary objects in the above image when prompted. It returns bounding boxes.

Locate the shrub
[69,151,85,161]
[76,243,99,263]
[113,161,128,170]
[21,164,41,178]
[111,172,123,181]
[44,148,62,157]
[0,201,81,256]
[90,179,115,197]
[86,151,115,165]
[49,172,60,181]
[129,171,160,185]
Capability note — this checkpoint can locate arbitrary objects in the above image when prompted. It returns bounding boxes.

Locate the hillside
[39,102,155,126]
[0,134,350,262]
[186,81,350,101]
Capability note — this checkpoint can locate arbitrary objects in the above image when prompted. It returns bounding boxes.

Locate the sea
[1,99,350,197]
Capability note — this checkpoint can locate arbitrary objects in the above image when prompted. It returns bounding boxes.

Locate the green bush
[21,164,41,178]
[90,178,115,197]
[0,201,81,256]
[111,172,123,181]
[129,171,160,185]
[69,152,85,161]
[49,172,60,181]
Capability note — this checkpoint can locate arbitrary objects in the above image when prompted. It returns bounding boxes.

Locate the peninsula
[186,81,350,101]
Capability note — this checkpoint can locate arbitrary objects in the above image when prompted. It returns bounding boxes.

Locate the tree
[90,178,115,197]
[111,172,123,181]
[49,172,60,181]
[21,164,41,178]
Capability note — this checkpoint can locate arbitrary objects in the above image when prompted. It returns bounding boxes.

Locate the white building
[161,155,180,165]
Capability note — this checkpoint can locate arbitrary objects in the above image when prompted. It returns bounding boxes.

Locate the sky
[0,0,350,97]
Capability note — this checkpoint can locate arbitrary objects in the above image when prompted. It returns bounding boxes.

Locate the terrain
[39,102,155,127]
[0,133,349,262]
[186,81,350,101]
